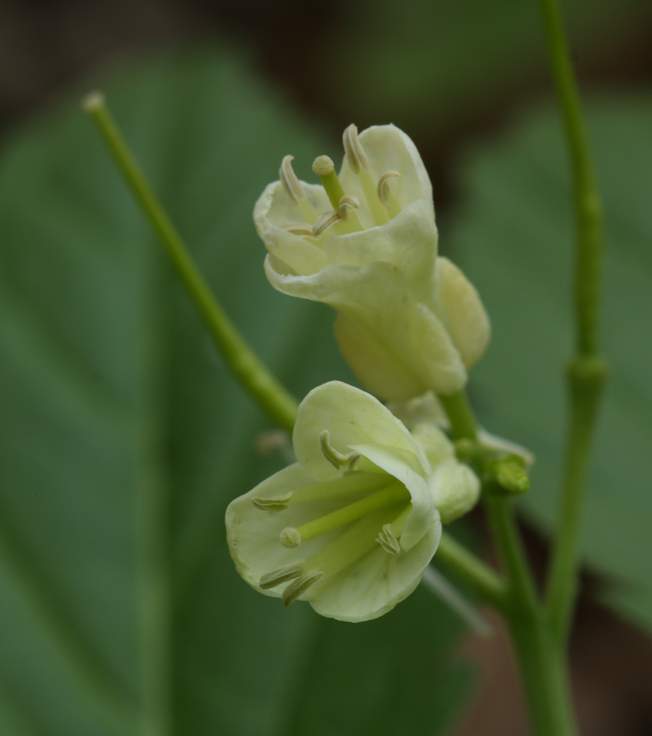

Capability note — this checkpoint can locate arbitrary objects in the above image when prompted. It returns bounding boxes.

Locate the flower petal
[266,259,467,400]
[309,521,441,622]
[226,463,347,596]
[434,257,490,368]
[316,200,437,295]
[347,442,435,551]
[429,459,480,524]
[254,181,330,275]
[293,381,427,480]
[340,124,434,217]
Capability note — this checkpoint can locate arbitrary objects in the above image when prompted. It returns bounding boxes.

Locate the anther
[286,225,316,238]
[252,492,293,511]
[280,527,302,548]
[341,124,389,225]
[312,211,343,237]
[319,430,359,471]
[337,195,360,216]
[282,571,324,607]
[342,124,369,173]
[376,524,401,555]
[259,564,303,590]
[377,171,400,204]
[279,155,304,203]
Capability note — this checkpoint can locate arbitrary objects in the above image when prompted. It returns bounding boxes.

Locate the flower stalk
[82,92,297,431]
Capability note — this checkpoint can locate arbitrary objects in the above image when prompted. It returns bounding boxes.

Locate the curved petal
[429,459,480,524]
[266,260,467,399]
[317,200,437,295]
[340,124,434,217]
[293,381,427,481]
[253,181,330,275]
[434,257,490,368]
[226,463,347,596]
[309,521,441,622]
[410,423,455,468]
[349,442,437,551]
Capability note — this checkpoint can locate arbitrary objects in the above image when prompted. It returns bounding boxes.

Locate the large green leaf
[448,95,652,631]
[0,49,469,734]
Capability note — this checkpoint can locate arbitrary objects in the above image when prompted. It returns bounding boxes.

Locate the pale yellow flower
[254,124,490,400]
[226,381,478,622]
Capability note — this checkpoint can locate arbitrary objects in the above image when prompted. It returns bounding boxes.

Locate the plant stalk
[537,0,607,643]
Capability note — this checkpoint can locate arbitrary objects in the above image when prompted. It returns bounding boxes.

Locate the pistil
[312,155,362,233]
[280,480,409,547]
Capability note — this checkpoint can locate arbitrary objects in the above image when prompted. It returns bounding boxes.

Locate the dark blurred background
[1,1,652,734]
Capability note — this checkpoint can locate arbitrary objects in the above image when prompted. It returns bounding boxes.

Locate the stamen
[286,225,315,238]
[279,155,317,222]
[312,210,343,237]
[282,571,323,607]
[342,123,369,173]
[280,155,303,203]
[341,125,388,226]
[304,509,397,581]
[252,492,293,511]
[319,429,359,471]
[337,195,360,218]
[282,481,408,546]
[280,527,302,548]
[259,564,303,590]
[376,525,401,555]
[376,505,411,555]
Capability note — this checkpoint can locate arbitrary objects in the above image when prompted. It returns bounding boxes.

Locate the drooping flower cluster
[226,382,478,622]
[254,124,490,400]
[226,124,490,622]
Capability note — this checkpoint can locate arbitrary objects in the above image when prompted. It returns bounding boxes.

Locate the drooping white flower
[225,381,479,622]
[254,124,490,401]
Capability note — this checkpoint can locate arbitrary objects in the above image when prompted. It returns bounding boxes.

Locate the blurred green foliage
[450,96,652,632]
[0,50,469,734]
[325,0,652,137]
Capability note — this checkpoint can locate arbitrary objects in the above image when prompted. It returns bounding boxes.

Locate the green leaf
[0,48,470,734]
[448,95,652,632]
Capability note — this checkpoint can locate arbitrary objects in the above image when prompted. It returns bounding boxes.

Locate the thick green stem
[506,607,576,736]
[83,92,297,431]
[537,0,607,643]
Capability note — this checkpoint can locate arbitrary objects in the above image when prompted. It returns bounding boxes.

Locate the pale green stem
[437,532,507,610]
[82,92,297,432]
[537,0,607,643]
[84,94,500,617]
[441,389,576,735]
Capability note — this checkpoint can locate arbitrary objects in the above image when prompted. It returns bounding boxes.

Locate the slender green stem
[439,391,478,441]
[436,532,507,610]
[485,496,537,610]
[440,389,576,734]
[537,0,607,643]
[83,92,297,432]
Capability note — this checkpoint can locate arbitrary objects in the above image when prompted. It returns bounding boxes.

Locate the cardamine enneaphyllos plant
[86,0,606,728]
